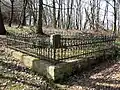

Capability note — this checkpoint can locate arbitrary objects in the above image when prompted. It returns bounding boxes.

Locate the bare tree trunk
[113,0,117,35]
[91,0,95,30]
[29,14,31,26]
[85,8,93,30]
[60,0,63,29]
[48,6,53,26]
[90,1,92,30]
[76,0,79,30]
[63,1,66,28]
[57,0,61,28]
[21,0,27,26]
[102,2,108,28]
[84,7,89,30]
[37,0,44,34]
[34,0,37,25]
[28,0,37,26]
[31,0,37,25]
[28,1,32,26]
[67,0,73,29]
[53,0,57,28]
[66,0,70,29]
[106,2,109,30]
[43,9,47,26]
[8,0,14,27]
[0,0,6,35]
[118,15,119,33]
[96,0,100,31]
[79,0,82,30]
[76,6,79,29]
[117,0,120,33]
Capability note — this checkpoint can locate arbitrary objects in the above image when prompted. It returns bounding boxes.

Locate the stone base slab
[5,48,76,81]
[5,48,113,81]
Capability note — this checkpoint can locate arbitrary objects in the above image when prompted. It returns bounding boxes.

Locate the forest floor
[5,25,112,35]
[0,36,57,90]
[65,58,120,90]
[0,29,120,90]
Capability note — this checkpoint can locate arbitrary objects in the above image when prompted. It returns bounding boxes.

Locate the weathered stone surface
[22,55,39,68]
[6,48,74,81]
[32,60,74,81]
[5,48,113,81]
[54,63,73,81]
[12,52,24,61]
[32,60,55,80]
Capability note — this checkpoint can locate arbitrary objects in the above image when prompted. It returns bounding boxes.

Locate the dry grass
[5,25,113,36]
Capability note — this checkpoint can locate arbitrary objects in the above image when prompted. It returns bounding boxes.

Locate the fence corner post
[50,34,61,48]
[50,34,61,62]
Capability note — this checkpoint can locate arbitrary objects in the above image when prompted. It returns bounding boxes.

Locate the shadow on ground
[0,57,56,90]
[63,59,120,90]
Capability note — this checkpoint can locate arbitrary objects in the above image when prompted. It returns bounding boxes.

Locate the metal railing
[6,32,116,64]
